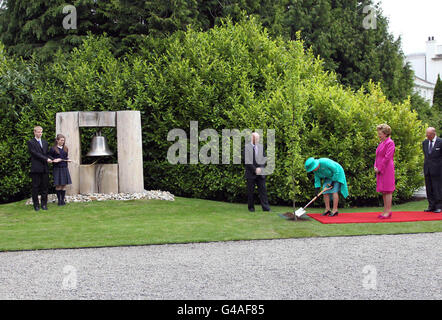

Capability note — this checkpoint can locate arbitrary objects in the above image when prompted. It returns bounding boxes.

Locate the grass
[0,197,441,252]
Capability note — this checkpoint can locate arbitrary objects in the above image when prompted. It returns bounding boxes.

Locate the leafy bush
[0,44,40,202]
[132,18,425,206]
[410,93,441,134]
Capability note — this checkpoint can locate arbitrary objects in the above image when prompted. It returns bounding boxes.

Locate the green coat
[313,158,349,198]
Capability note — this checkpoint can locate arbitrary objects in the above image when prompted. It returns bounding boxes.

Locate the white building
[405,37,442,105]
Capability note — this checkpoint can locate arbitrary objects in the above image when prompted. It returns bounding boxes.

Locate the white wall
[406,55,426,79]
[413,77,435,105]
[426,39,442,84]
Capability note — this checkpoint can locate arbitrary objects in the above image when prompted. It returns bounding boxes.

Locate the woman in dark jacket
[48,134,72,205]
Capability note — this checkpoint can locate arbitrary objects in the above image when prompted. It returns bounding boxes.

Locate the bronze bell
[86,131,114,157]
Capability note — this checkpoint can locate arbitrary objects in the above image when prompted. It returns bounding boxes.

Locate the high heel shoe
[321,210,331,216]
[329,211,339,217]
[378,212,392,219]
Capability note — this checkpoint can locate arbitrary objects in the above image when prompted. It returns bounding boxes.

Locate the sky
[379,0,442,55]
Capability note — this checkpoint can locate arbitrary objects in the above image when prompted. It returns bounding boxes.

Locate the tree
[0,0,415,105]
[433,74,442,109]
[0,0,158,60]
[0,0,277,60]
[430,74,442,132]
[278,0,414,104]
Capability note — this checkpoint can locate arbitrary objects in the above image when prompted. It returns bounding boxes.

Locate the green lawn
[0,197,441,251]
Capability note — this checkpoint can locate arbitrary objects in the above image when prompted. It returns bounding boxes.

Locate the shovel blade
[295,208,306,217]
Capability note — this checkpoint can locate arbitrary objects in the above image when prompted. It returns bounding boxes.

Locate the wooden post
[117,111,144,193]
[79,164,118,194]
[56,112,80,195]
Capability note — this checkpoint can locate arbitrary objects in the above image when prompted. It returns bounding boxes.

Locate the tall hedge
[0,18,425,205]
[0,43,41,202]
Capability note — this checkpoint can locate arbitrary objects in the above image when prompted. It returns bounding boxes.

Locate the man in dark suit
[423,127,442,213]
[244,132,271,212]
[27,126,54,211]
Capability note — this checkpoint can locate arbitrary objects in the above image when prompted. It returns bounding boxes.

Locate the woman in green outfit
[304,157,349,217]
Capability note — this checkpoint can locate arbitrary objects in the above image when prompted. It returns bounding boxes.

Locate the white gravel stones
[25,190,174,205]
[0,233,440,299]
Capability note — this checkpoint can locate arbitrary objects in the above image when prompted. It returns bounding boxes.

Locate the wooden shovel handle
[303,186,331,209]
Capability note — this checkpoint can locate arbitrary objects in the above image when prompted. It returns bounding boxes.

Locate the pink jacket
[374,137,395,192]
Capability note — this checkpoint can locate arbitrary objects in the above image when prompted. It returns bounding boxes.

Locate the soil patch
[279,212,310,221]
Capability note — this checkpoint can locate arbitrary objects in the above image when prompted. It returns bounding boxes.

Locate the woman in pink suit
[374,124,395,219]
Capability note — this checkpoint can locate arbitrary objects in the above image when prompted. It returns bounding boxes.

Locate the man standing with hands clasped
[423,127,442,213]
[244,132,271,212]
[27,126,61,211]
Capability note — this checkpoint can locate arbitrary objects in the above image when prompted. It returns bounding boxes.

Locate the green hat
[305,157,319,172]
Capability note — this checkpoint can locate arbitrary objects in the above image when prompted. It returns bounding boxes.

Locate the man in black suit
[244,132,271,212]
[27,126,54,211]
[423,127,442,213]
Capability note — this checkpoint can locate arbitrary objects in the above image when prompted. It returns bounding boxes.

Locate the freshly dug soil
[282,212,296,220]
[282,212,310,221]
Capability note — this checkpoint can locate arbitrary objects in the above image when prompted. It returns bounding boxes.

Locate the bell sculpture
[86,131,114,157]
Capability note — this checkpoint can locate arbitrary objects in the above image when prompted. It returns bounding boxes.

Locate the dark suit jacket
[27,138,52,173]
[244,143,266,179]
[423,137,442,177]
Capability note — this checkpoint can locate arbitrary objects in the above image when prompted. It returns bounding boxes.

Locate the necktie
[37,139,42,148]
[429,140,433,154]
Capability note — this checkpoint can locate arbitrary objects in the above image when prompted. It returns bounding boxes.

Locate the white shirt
[251,143,258,156]
[428,136,437,152]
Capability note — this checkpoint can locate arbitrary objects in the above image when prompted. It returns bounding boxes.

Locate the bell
[86,131,114,157]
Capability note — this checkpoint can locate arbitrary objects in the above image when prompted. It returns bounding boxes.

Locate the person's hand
[256,167,262,175]
[374,167,379,174]
[47,158,52,163]
[54,158,62,163]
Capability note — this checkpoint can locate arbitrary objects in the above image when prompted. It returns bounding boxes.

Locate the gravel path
[0,233,440,300]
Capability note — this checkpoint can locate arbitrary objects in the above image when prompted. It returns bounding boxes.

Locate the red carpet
[307,211,442,224]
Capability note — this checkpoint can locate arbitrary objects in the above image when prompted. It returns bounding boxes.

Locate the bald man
[423,127,442,213]
[244,132,271,212]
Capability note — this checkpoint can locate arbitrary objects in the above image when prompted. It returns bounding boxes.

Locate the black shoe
[33,205,40,212]
[263,208,271,212]
[249,208,255,212]
[424,208,435,212]
[329,211,339,217]
[56,191,62,206]
[321,210,331,216]
[434,209,442,213]
[41,205,48,210]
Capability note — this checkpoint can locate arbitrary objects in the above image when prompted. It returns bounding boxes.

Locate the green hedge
[0,18,425,205]
[0,44,40,202]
